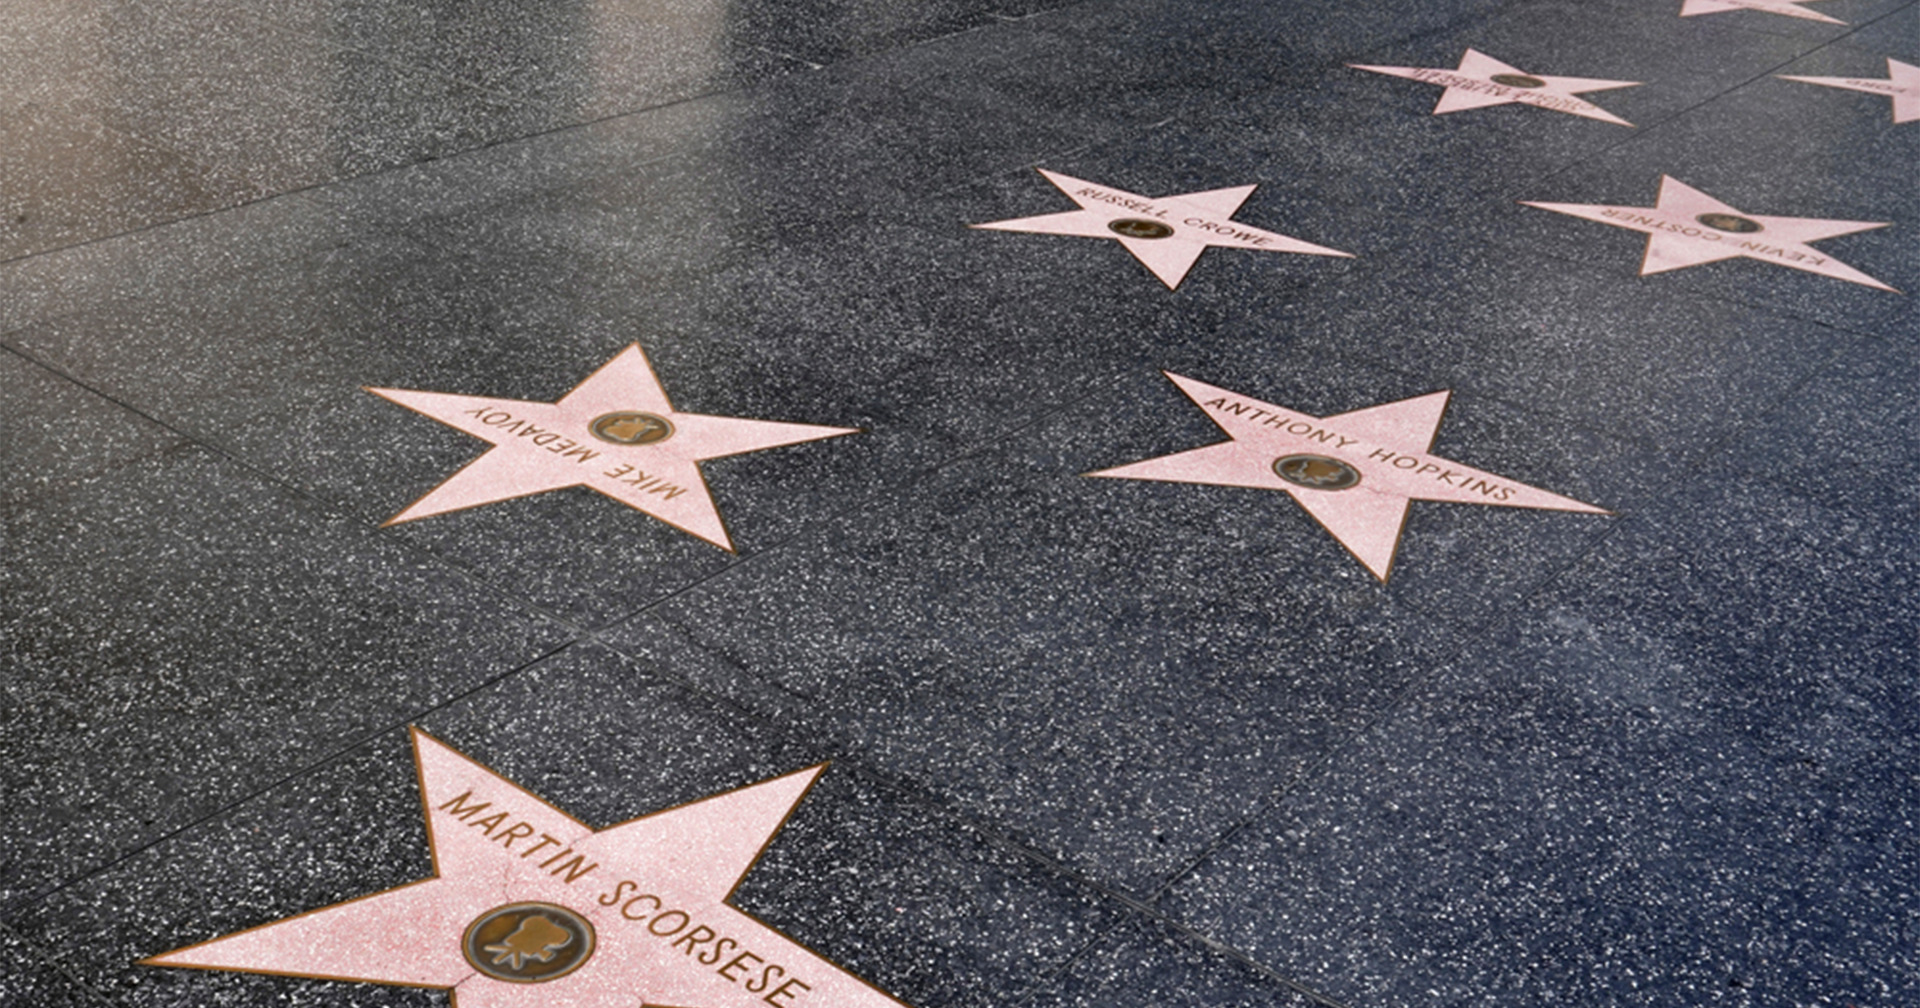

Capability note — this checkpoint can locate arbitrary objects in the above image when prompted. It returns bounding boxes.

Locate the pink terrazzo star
[1522,176,1896,290]
[1779,57,1920,123]
[1680,0,1845,23]
[970,169,1353,289]
[146,728,911,1008]
[1350,48,1640,125]
[1088,373,1608,581]
[368,344,858,550]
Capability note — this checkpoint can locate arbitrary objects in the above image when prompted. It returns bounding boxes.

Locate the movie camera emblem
[462,902,597,983]
[590,411,675,446]
[1273,454,1362,491]
[1695,212,1763,234]
[1107,218,1175,240]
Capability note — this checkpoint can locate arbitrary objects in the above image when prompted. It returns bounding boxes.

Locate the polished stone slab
[1151,233,1852,516]
[0,106,250,262]
[164,0,809,123]
[0,441,570,908]
[0,348,186,504]
[0,0,559,239]
[1160,475,1920,1007]
[147,729,911,1008]
[597,369,1624,897]
[1349,48,1642,125]
[1088,373,1609,582]
[0,925,103,1008]
[0,226,871,627]
[1523,174,1897,290]
[981,5,1811,240]
[1655,0,1914,37]
[1683,0,1851,25]
[970,169,1353,289]
[1484,55,1918,331]
[1836,0,1920,48]
[0,192,357,334]
[98,24,553,200]
[1779,55,1920,122]
[1024,916,1323,1008]
[369,343,859,549]
[7,645,1123,1008]
[1,0,1916,1005]
[1709,335,1920,522]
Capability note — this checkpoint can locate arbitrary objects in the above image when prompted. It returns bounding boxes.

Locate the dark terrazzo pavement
[4,0,1915,1005]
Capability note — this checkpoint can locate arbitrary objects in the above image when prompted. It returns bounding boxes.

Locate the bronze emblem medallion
[1107,218,1175,240]
[1489,73,1547,89]
[462,902,597,983]
[1695,212,1763,234]
[1273,454,1363,491]
[589,411,675,446]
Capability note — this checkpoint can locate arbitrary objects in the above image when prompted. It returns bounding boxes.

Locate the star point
[1522,175,1897,291]
[1779,57,1920,123]
[1680,0,1846,22]
[371,344,860,549]
[971,169,1353,289]
[1088,373,1608,581]
[146,729,908,1008]
[1350,48,1640,125]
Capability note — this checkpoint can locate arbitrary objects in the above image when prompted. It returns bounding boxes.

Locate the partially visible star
[1350,48,1640,125]
[1680,0,1846,23]
[970,169,1353,289]
[1522,175,1897,291]
[1779,57,1920,123]
[368,344,859,550]
[146,728,912,1008]
[1087,373,1609,581]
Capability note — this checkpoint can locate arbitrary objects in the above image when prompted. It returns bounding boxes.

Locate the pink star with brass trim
[1522,175,1897,291]
[1680,0,1845,23]
[1087,373,1608,581]
[368,344,859,550]
[969,169,1353,289]
[1350,48,1640,125]
[145,728,912,1008]
[1779,58,1920,123]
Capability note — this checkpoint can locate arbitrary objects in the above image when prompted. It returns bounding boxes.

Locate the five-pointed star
[1779,57,1920,123]
[1522,175,1897,291]
[368,344,858,550]
[1680,0,1845,23]
[146,728,910,1008]
[969,169,1353,289]
[1087,373,1608,581]
[1350,48,1640,125]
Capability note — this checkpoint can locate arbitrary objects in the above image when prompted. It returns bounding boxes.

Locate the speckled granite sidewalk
[3,0,1915,1005]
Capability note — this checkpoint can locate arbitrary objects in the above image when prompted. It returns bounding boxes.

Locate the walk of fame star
[146,728,911,1008]
[1087,373,1608,581]
[1780,57,1920,123]
[1523,175,1897,291]
[368,345,858,550]
[1680,0,1845,23]
[970,169,1353,289]
[1350,49,1640,125]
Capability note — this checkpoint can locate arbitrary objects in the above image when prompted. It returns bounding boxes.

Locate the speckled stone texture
[4,0,1917,1005]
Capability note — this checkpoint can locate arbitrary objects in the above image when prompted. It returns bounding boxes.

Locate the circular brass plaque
[589,411,675,446]
[1489,74,1547,89]
[1273,455,1362,491]
[463,903,596,984]
[1695,212,1762,234]
[1107,218,1175,240]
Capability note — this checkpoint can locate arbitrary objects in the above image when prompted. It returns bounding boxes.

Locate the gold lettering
[438,791,492,820]
[764,977,813,1007]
